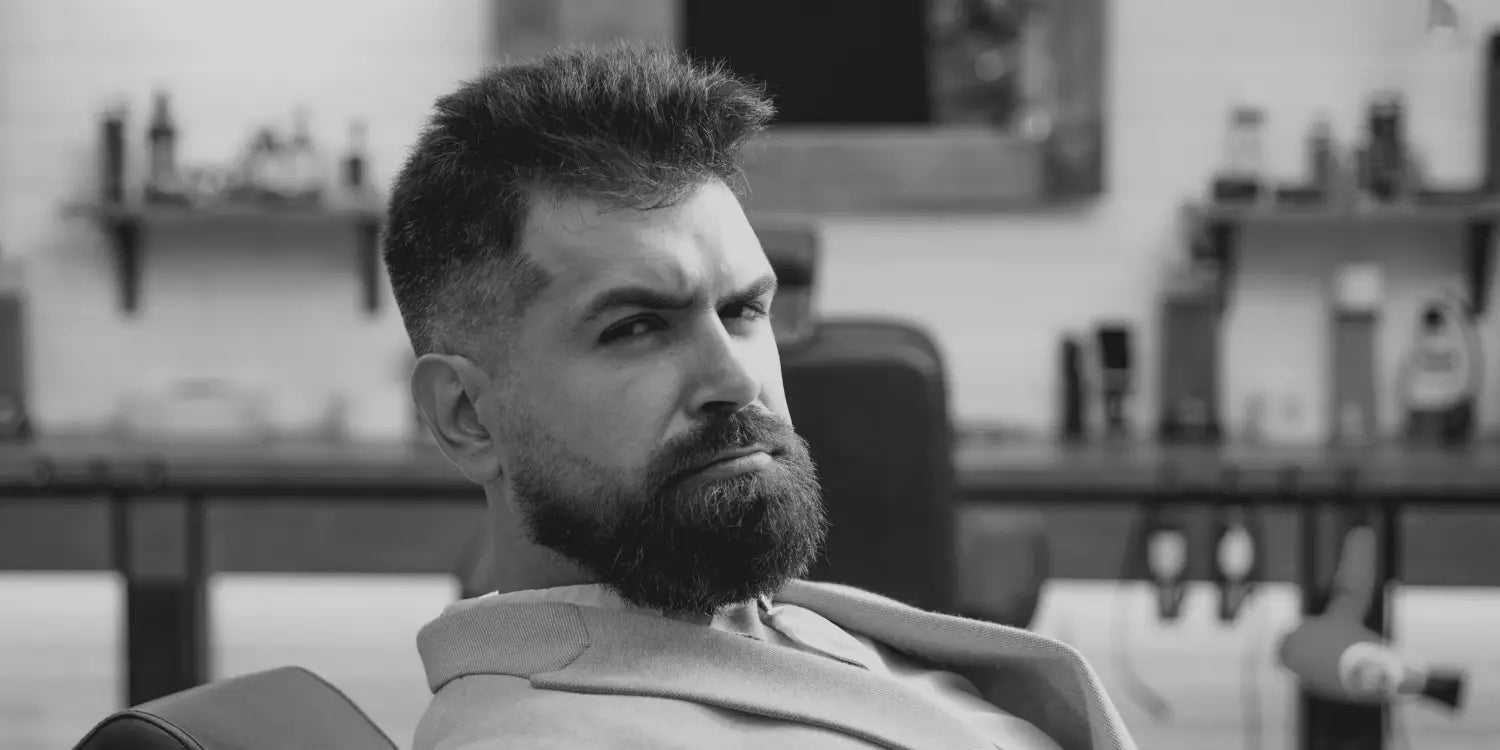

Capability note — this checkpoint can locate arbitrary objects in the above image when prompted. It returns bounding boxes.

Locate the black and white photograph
[1,1,1499,748]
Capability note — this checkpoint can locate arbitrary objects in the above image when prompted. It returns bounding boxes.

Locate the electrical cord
[1109,520,1174,725]
[1212,496,1266,750]
[1109,578,1173,724]
[1238,587,1268,750]
[1392,703,1414,750]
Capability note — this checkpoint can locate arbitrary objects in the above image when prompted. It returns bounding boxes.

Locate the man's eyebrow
[725,272,778,310]
[578,272,779,325]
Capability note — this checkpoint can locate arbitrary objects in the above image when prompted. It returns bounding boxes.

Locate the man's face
[486,181,826,617]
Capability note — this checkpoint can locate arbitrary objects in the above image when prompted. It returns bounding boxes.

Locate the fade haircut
[382,41,776,368]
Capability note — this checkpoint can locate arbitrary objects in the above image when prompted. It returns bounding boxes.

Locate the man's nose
[688,326,761,418]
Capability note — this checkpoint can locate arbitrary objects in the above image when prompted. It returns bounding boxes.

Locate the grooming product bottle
[101,103,128,204]
[1484,33,1500,193]
[343,119,369,196]
[1400,292,1480,446]
[1365,91,1407,202]
[1059,334,1087,442]
[1157,262,1222,443]
[1213,105,1267,202]
[145,89,178,202]
[1307,114,1338,197]
[1328,264,1382,446]
[1095,323,1134,440]
[287,106,325,202]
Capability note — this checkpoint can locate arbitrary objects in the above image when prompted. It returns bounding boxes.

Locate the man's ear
[410,353,503,484]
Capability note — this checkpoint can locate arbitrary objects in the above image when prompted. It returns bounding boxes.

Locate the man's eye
[600,316,664,344]
[728,303,769,321]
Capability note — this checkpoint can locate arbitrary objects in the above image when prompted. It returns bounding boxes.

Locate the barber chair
[779,317,1047,627]
[778,316,957,613]
[70,666,395,750]
[765,220,1045,625]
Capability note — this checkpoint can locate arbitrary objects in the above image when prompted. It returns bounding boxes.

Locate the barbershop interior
[4,0,1500,748]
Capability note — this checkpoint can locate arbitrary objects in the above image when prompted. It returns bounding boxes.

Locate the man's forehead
[526,214,685,283]
[520,189,767,297]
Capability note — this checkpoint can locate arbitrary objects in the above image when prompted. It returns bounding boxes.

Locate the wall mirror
[488,0,1106,215]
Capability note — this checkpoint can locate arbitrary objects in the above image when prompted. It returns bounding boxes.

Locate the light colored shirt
[484,584,1062,750]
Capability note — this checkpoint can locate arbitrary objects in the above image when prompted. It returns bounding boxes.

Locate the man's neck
[713,596,776,639]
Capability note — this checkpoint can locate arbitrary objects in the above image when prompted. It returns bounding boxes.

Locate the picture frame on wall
[486,0,1105,215]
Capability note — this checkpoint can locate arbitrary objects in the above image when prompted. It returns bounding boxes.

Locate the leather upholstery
[781,317,1047,626]
[780,317,959,614]
[71,666,396,750]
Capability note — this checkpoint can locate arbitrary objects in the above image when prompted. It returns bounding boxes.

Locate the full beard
[509,410,827,618]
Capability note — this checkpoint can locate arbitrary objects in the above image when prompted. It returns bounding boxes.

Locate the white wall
[0,0,484,432]
[816,0,1500,439]
[1,0,1497,437]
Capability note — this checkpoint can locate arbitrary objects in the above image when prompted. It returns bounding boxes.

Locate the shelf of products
[81,90,382,316]
[63,201,385,316]
[1182,201,1499,317]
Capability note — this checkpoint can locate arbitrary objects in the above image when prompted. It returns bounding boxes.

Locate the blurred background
[2,0,1500,748]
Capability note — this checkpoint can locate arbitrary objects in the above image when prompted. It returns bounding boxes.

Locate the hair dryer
[1276,525,1466,710]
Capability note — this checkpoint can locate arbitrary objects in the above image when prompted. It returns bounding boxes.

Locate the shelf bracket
[1466,220,1495,318]
[108,217,143,315]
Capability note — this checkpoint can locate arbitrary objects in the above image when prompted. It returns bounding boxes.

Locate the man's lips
[693,444,770,469]
[683,444,777,477]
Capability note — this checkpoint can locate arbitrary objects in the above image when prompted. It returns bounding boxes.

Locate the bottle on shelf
[1364,91,1408,203]
[1058,333,1087,442]
[1328,264,1381,447]
[1241,392,1268,444]
[145,89,180,204]
[287,106,324,204]
[342,119,370,202]
[0,265,33,442]
[1156,260,1222,443]
[239,126,281,202]
[1399,291,1480,446]
[1307,113,1338,200]
[1094,323,1134,440]
[1213,105,1266,203]
[100,101,128,205]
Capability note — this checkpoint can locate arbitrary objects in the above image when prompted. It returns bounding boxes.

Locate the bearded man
[385,41,1135,750]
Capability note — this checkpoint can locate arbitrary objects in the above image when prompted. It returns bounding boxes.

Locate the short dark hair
[382,41,775,365]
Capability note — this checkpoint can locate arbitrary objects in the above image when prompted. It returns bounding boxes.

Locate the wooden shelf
[1183,200,1499,317]
[63,200,386,316]
[4,431,1497,500]
[1185,200,1500,228]
[64,201,383,223]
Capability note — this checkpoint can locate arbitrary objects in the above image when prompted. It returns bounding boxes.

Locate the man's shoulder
[415,674,704,750]
[417,675,573,750]
[416,673,884,750]
[422,673,618,722]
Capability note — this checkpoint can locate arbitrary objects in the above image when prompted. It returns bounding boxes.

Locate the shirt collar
[477,583,774,623]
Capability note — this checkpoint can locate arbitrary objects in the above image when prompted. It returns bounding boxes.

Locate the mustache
[650,408,799,486]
